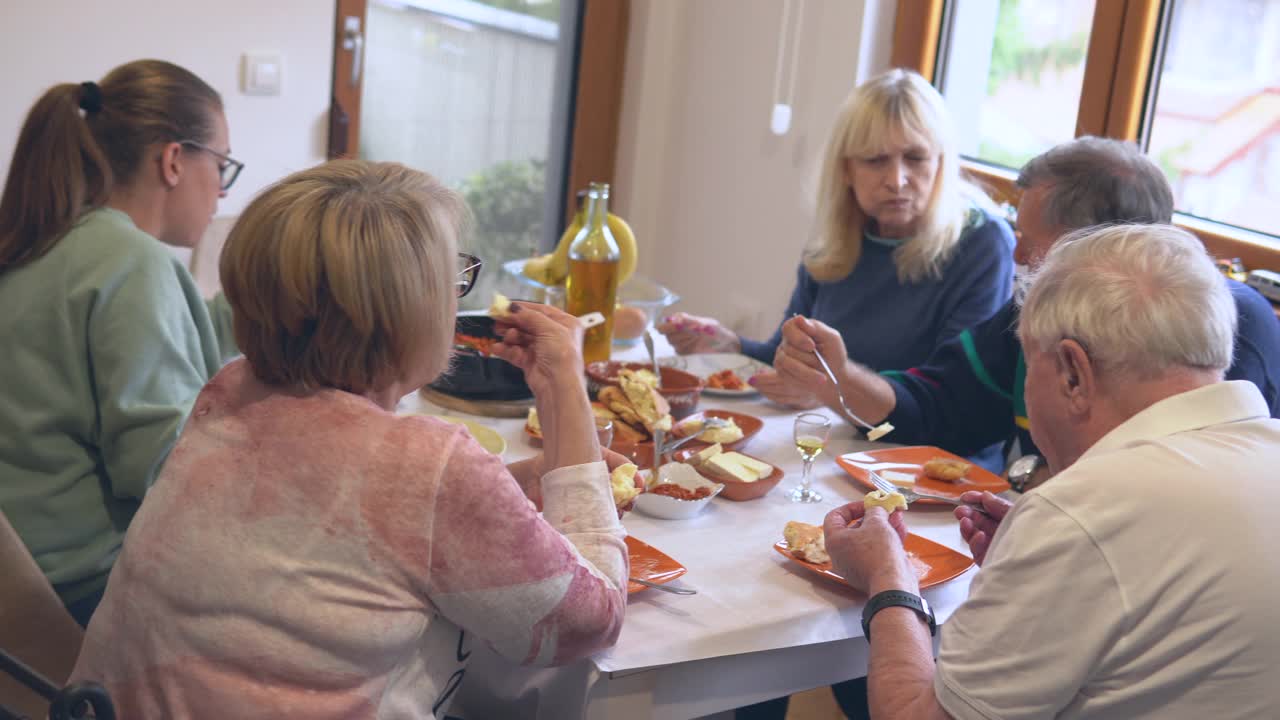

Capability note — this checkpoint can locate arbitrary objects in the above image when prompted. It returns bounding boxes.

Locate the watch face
[1008,454,1042,491]
[1009,454,1040,477]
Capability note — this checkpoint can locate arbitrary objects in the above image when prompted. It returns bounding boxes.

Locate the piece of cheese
[863,489,907,513]
[610,463,642,507]
[698,419,744,444]
[489,292,512,317]
[866,422,894,442]
[704,453,757,483]
[687,443,723,466]
[880,470,916,487]
[703,451,771,483]
[674,417,704,437]
[526,407,541,435]
[730,452,773,478]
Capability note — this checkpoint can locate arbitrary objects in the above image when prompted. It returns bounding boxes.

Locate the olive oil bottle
[565,183,620,363]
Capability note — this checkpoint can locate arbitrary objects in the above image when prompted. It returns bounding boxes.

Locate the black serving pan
[429,315,533,401]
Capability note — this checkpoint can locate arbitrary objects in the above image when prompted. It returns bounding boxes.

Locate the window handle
[342,16,364,88]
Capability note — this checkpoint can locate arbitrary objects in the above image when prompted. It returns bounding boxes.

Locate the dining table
[401,334,982,720]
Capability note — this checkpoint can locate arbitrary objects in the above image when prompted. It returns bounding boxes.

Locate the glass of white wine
[790,413,832,503]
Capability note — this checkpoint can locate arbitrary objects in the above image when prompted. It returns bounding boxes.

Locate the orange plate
[835,446,1009,504]
[627,535,686,594]
[773,534,973,590]
[672,447,784,501]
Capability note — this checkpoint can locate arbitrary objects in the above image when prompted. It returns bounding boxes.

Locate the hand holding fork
[776,315,894,441]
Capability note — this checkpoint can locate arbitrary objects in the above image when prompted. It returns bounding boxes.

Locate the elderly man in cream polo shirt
[823,223,1280,719]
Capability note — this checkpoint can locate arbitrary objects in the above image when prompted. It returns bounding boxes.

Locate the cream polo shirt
[934,380,1280,720]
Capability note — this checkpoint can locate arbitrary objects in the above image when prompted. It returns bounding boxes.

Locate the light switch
[241,53,283,96]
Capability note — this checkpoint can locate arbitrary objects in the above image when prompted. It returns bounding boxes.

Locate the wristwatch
[1007,454,1046,493]
[861,590,936,642]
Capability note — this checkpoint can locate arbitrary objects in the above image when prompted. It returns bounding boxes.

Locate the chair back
[0,512,85,719]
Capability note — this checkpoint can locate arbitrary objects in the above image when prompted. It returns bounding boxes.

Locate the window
[896,0,1280,257]
[1147,0,1280,237]
[356,0,579,309]
[937,0,1096,169]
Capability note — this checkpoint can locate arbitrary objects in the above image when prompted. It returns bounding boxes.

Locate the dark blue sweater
[883,280,1280,470]
[740,209,1016,372]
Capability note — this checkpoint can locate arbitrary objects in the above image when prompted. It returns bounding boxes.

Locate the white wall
[613,0,894,340]
[0,0,336,291]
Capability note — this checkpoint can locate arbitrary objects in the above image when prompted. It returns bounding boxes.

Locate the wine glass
[595,417,614,448]
[790,413,832,503]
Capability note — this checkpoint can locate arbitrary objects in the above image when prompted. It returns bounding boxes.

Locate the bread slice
[783,521,829,564]
[489,292,512,317]
[922,457,970,482]
[619,372,672,433]
[863,489,907,513]
[610,463,642,507]
[612,420,649,444]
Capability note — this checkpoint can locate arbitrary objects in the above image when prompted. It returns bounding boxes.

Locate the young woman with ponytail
[0,59,242,626]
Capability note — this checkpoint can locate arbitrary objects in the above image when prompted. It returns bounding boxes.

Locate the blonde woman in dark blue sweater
[659,69,1014,423]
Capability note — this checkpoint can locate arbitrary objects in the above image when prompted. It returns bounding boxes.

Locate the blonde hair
[1019,224,1235,379]
[806,68,990,284]
[220,160,466,394]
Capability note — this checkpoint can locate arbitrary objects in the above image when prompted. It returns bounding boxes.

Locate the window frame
[892,0,1280,280]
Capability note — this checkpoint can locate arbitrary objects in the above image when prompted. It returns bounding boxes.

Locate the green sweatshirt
[0,208,238,604]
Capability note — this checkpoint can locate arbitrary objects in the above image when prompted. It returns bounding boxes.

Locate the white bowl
[634,463,724,520]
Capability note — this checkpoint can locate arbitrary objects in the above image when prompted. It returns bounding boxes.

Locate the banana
[523,196,638,287]
[521,253,560,285]
[607,212,637,286]
[550,207,583,281]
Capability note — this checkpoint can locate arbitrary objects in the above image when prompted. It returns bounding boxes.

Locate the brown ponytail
[0,60,222,272]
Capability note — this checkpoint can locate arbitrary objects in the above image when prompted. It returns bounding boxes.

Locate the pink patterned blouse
[71,359,628,719]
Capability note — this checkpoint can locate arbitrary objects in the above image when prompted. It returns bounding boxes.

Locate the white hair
[805,69,994,284]
[1018,224,1236,378]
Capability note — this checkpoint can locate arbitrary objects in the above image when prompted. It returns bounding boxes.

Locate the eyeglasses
[456,253,482,298]
[179,140,245,191]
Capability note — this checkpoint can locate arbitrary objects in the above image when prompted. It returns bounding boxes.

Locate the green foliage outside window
[457,158,546,309]
[988,0,1088,94]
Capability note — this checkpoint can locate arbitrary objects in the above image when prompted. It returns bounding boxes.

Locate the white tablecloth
[403,338,978,719]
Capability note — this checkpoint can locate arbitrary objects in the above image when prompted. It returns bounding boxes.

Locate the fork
[866,470,994,519]
[657,417,731,458]
[629,577,697,595]
[810,350,892,439]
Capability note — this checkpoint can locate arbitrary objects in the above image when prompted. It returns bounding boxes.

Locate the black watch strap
[861,590,936,642]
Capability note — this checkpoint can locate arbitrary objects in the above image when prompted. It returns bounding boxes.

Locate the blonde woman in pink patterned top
[70,161,630,719]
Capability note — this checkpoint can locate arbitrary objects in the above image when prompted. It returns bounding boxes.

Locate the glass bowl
[499,261,678,347]
[613,275,679,347]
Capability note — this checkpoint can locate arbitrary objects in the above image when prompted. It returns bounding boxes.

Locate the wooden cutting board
[418,386,534,418]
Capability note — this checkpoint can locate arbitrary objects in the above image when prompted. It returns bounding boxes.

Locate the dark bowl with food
[429,315,532,401]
